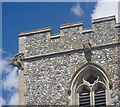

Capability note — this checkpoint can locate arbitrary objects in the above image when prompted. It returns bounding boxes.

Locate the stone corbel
[9,53,24,70]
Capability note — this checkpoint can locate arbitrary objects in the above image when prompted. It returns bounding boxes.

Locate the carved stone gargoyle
[9,53,24,70]
[83,42,92,62]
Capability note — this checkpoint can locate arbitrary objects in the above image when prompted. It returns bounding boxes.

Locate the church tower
[10,15,120,106]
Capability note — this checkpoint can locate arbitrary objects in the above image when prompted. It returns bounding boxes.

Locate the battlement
[18,15,119,58]
[18,15,117,38]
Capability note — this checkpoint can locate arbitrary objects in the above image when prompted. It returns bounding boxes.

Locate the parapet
[18,15,117,38]
[18,15,119,58]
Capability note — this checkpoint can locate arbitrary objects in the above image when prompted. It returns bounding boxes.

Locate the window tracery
[69,63,112,106]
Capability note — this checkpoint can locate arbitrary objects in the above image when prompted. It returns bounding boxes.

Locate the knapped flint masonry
[10,15,120,106]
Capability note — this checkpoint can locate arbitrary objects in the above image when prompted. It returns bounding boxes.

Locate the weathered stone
[10,15,120,106]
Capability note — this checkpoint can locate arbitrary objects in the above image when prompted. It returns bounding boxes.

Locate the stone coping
[82,28,93,34]
[50,33,60,39]
[115,23,120,28]
[60,21,83,29]
[92,15,115,23]
[22,42,120,61]
[18,27,51,37]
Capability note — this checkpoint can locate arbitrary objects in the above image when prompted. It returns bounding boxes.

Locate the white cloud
[0,48,18,105]
[0,49,13,74]
[3,67,18,91]
[0,97,6,106]
[1,49,18,91]
[9,92,18,105]
[71,3,84,18]
[1,58,13,73]
[91,0,120,23]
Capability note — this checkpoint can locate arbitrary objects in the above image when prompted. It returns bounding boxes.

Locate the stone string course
[17,16,120,105]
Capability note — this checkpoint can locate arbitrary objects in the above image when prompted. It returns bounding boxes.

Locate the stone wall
[16,16,120,105]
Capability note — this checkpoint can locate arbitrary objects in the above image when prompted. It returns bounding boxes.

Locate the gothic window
[69,63,112,106]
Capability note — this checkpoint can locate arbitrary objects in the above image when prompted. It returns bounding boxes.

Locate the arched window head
[93,83,106,92]
[78,85,90,94]
[68,63,112,106]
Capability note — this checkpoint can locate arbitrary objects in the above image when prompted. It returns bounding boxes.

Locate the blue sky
[2,2,96,55]
[1,1,119,106]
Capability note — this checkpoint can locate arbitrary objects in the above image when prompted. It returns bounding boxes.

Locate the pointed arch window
[69,63,112,106]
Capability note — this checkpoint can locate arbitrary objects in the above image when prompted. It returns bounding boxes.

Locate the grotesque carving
[83,42,92,62]
[9,53,24,70]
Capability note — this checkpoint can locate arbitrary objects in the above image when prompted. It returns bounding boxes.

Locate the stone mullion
[90,90,95,107]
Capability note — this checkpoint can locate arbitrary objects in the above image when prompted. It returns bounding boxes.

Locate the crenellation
[18,16,119,59]
[92,19,118,47]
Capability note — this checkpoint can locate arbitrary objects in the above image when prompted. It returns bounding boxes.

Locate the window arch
[68,63,112,106]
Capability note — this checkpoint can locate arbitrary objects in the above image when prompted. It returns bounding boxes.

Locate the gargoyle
[83,42,92,62]
[9,53,24,70]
